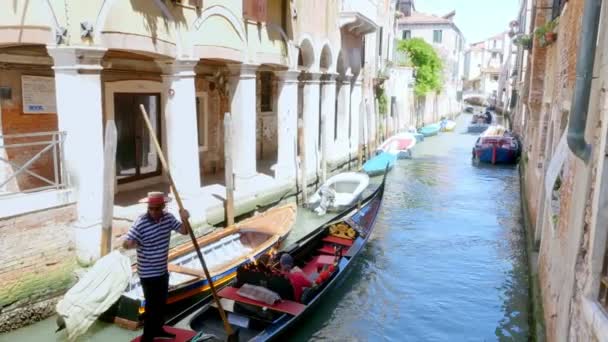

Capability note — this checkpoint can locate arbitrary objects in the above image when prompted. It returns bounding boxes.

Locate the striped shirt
[126,212,182,278]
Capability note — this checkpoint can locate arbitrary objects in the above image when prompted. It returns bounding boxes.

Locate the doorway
[114,93,161,183]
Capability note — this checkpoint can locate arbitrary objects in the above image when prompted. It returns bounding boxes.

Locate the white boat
[377,132,417,159]
[308,172,370,215]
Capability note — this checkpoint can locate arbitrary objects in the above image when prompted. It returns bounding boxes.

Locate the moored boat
[377,132,416,159]
[472,126,521,164]
[441,119,457,132]
[173,170,387,341]
[419,123,441,137]
[307,172,370,215]
[362,152,396,176]
[107,203,297,329]
[467,112,492,133]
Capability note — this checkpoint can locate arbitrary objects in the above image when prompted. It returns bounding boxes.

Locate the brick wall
[0,67,59,192]
[521,0,590,340]
[0,204,76,332]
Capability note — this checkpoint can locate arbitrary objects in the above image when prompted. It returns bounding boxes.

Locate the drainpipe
[567,0,603,163]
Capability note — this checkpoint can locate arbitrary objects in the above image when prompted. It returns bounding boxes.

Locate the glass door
[114,93,161,183]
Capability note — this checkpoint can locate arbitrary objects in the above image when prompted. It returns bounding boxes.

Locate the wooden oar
[138,104,235,340]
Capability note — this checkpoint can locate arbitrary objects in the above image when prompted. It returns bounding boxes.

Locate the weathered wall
[519,0,608,340]
[0,205,76,332]
[0,62,59,192]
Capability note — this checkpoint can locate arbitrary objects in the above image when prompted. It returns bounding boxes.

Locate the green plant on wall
[535,18,559,47]
[396,38,443,96]
[376,85,388,116]
[514,34,532,50]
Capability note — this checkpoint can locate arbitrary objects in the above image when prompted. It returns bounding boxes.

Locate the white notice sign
[21,75,57,114]
[544,130,569,195]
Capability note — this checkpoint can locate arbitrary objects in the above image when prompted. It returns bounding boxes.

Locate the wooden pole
[100,120,117,257]
[224,113,235,226]
[297,118,307,205]
[138,105,234,338]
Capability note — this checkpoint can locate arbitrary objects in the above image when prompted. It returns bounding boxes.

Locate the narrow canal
[288,113,531,341]
[1,113,530,342]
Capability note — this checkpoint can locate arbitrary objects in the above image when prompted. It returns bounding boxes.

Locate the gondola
[106,203,297,329]
[171,169,387,342]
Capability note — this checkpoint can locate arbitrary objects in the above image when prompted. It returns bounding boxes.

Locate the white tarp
[56,251,131,341]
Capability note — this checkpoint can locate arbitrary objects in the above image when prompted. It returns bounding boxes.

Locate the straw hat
[139,191,171,205]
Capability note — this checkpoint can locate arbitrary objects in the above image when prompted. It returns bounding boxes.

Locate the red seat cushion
[322,235,354,247]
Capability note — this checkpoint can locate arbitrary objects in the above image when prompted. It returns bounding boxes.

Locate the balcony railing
[0,131,67,196]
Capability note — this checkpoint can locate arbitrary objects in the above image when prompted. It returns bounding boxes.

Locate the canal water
[286,113,531,341]
[1,113,530,341]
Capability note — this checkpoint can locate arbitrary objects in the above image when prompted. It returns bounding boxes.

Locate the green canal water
[1,114,530,341]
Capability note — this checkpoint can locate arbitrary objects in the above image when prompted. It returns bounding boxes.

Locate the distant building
[395,0,465,124]
[463,32,511,105]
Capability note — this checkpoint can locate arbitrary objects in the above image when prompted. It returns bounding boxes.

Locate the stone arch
[191,5,247,62]
[297,37,315,70]
[319,44,333,72]
[95,0,179,58]
[0,1,57,46]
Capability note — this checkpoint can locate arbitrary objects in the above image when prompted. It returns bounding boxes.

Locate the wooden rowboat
[377,132,417,159]
[106,203,297,330]
[172,169,387,341]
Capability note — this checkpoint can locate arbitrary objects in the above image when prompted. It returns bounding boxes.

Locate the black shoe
[155,329,176,340]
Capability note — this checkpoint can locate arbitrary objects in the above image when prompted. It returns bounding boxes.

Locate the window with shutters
[552,0,568,19]
[433,30,442,44]
[402,30,411,40]
[243,0,267,22]
[260,72,273,112]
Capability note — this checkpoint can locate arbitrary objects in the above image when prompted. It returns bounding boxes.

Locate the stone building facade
[512,0,608,339]
[0,0,422,331]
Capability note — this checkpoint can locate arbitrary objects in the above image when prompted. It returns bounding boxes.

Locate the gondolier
[122,191,190,341]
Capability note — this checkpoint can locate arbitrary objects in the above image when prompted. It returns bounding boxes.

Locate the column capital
[158,59,198,78]
[47,46,107,72]
[275,70,300,83]
[301,72,323,84]
[340,73,353,85]
[227,63,259,79]
[321,72,339,83]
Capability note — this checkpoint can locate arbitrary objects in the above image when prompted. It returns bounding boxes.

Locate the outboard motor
[314,185,336,216]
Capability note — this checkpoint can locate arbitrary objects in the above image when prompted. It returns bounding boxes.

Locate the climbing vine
[397,38,443,96]
[375,85,388,116]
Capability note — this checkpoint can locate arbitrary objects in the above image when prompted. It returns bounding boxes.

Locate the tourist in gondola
[279,254,313,302]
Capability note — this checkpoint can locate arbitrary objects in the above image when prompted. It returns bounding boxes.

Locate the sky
[415,0,520,45]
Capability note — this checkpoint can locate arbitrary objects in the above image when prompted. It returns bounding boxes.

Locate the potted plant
[515,34,532,50]
[534,18,559,47]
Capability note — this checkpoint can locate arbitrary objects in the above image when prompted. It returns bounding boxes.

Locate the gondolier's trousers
[141,273,169,340]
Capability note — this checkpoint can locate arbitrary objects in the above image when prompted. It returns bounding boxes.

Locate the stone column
[350,76,363,155]
[302,73,322,181]
[336,74,352,163]
[48,46,106,265]
[320,73,338,181]
[274,70,299,181]
[227,64,258,185]
[159,59,201,195]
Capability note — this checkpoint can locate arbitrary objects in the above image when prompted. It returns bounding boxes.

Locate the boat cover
[56,251,131,341]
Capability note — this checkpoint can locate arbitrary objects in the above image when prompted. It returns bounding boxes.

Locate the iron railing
[0,131,67,195]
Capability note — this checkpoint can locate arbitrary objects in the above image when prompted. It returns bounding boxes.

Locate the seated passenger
[280,254,312,302]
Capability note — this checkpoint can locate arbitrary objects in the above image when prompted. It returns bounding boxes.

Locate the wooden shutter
[188,0,202,8]
[243,0,267,22]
